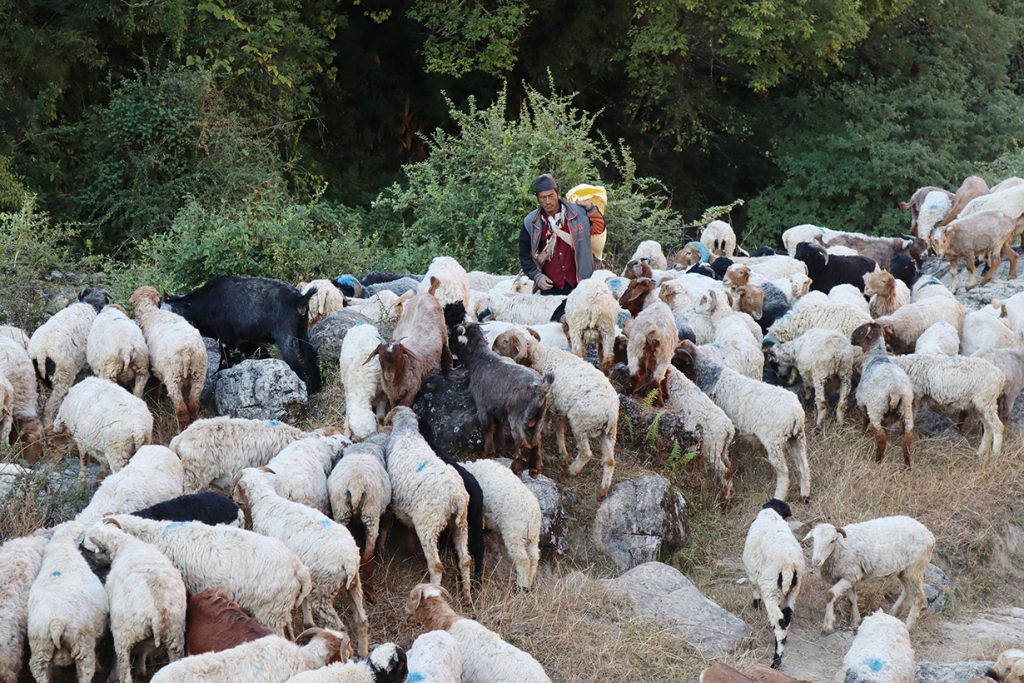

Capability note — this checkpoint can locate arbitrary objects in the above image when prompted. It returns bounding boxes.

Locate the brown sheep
[618,277,656,318]
[185,588,274,656]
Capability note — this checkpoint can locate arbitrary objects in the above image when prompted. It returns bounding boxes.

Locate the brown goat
[623,258,654,280]
[936,175,989,228]
[619,277,656,318]
[185,588,274,656]
[723,264,751,290]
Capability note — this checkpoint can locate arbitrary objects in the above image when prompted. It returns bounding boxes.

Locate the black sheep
[686,262,718,279]
[889,253,919,289]
[163,276,322,392]
[709,256,734,280]
[133,492,243,526]
[794,242,876,293]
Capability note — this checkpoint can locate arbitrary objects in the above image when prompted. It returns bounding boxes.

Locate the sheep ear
[512,336,529,363]
[295,628,323,646]
[259,466,276,475]
[836,527,847,538]
[526,327,542,341]
[428,276,441,297]
[362,345,381,366]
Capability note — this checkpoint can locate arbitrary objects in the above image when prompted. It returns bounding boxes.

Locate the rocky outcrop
[593,475,689,569]
[214,359,307,421]
[412,368,484,456]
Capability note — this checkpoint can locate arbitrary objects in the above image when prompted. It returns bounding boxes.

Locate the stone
[914,408,958,438]
[617,394,701,465]
[915,661,994,683]
[593,475,689,569]
[496,458,568,555]
[214,359,307,421]
[941,607,1024,648]
[601,561,751,657]
[924,563,954,613]
[413,368,484,456]
[200,337,221,405]
[308,310,372,367]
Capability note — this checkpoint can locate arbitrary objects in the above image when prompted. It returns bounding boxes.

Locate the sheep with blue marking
[328,439,392,565]
[265,433,349,514]
[836,610,915,683]
[0,531,48,683]
[406,629,462,683]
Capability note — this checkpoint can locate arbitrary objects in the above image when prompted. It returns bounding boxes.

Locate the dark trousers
[541,283,573,322]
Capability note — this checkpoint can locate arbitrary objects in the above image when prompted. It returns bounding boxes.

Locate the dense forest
[2,0,1024,292]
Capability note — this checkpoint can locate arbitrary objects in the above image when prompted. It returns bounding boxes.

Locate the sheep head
[723,264,751,288]
[366,644,408,682]
[18,417,44,464]
[127,286,161,312]
[406,583,459,630]
[761,498,792,520]
[623,258,654,280]
[795,241,829,269]
[295,628,352,666]
[731,284,764,320]
[619,277,656,317]
[671,340,698,381]
[491,329,535,366]
[366,341,418,386]
[78,286,111,313]
[803,523,846,571]
[862,269,894,297]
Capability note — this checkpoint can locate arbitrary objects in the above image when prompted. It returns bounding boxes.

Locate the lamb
[455,322,552,475]
[128,286,207,428]
[86,304,150,396]
[301,279,346,327]
[338,323,387,440]
[83,522,187,682]
[0,325,29,349]
[742,499,804,670]
[27,295,103,424]
[328,440,392,565]
[851,322,915,466]
[265,433,349,513]
[407,583,551,683]
[961,309,1015,356]
[0,335,43,462]
[184,588,273,656]
[52,376,153,476]
[765,300,872,344]
[75,445,184,525]
[564,277,619,373]
[805,516,935,633]
[873,295,964,354]
[626,302,678,402]
[406,630,462,683]
[837,611,915,683]
[104,514,312,637]
[384,406,472,599]
[478,291,567,324]
[233,468,368,656]
[899,185,952,236]
[284,643,408,683]
[766,329,855,429]
[828,283,870,314]
[169,415,309,493]
[974,347,1024,421]
[27,522,108,683]
[149,627,351,683]
[630,239,669,269]
[890,352,1004,457]
[936,175,990,228]
[701,220,737,257]
[133,492,244,527]
[673,341,810,502]
[863,269,910,318]
[459,459,541,589]
[932,210,1019,291]
[794,241,877,293]
[418,256,471,313]
[0,532,48,683]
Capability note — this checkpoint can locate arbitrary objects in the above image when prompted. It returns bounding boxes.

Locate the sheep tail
[49,619,66,650]
[120,348,133,378]
[347,484,365,515]
[778,566,799,600]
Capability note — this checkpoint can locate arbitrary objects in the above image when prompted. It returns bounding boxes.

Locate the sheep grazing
[150,627,351,683]
[285,643,408,683]
[300,279,346,327]
[766,328,855,429]
[974,347,1024,422]
[233,468,368,656]
[961,309,1015,356]
[133,492,243,527]
[0,532,48,683]
[455,322,552,475]
[27,522,109,683]
[75,444,184,525]
[765,299,871,345]
[852,322,915,467]
[418,255,471,318]
[742,499,804,670]
[828,283,870,314]
[630,239,669,270]
[837,610,915,683]
[492,328,619,499]
[618,276,657,318]
[407,630,463,683]
[0,325,29,349]
[104,514,313,637]
[805,516,935,633]
[476,291,567,325]
[128,285,207,429]
[899,185,953,236]
[863,269,909,318]
[368,284,451,408]
[265,433,348,514]
[86,303,150,397]
[328,440,393,565]
[83,522,187,682]
[701,220,737,257]
[794,241,877,293]
[932,210,1019,291]
[873,294,964,354]
[407,583,551,683]
[27,291,106,424]
[163,276,322,392]
[339,323,387,440]
[564,277,619,373]
[730,283,790,334]
[674,241,711,269]
[0,335,43,462]
[51,376,153,476]
[626,301,678,403]
[169,415,308,493]
[479,320,570,351]
[673,341,810,502]
[184,588,273,656]
[384,406,472,600]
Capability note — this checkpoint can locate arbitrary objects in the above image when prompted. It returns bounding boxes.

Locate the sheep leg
[29,645,53,683]
[362,514,381,565]
[979,405,1003,458]
[451,513,473,602]
[597,426,617,501]
[750,585,762,609]
[788,432,810,502]
[870,422,888,463]
[599,330,616,375]
[165,381,190,430]
[891,575,910,619]
[849,586,862,628]
[813,375,828,430]
[114,634,132,683]
[43,369,75,426]
[764,598,788,670]
[1006,240,1020,279]
[75,651,97,683]
[0,414,11,450]
[131,368,149,398]
[555,416,570,471]
[186,370,203,422]
[567,424,593,477]
[836,372,850,424]
[965,258,977,290]
[417,525,445,587]
[904,575,927,630]
[823,578,853,633]
[902,399,914,469]
[346,572,370,658]
[947,258,959,292]
[764,443,791,502]
[980,249,1002,286]
[441,343,453,377]
[526,535,540,589]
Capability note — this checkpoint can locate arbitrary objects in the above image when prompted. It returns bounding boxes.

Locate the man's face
[537,189,559,216]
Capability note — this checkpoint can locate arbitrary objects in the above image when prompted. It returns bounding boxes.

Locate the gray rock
[593,475,689,570]
[914,408,958,438]
[200,337,221,405]
[496,458,568,555]
[924,563,954,613]
[601,561,750,657]
[616,392,701,464]
[914,661,994,683]
[413,368,484,456]
[308,310,373,366]
[214,359,307,421]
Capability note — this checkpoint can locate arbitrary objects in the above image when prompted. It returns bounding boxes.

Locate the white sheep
[492,328,618,499]
[407,584,551,683]
[385,406,472,600]
[875,293,964,354]
[406,630,462,683]
[742,499,804,671]
[478,292,566,325]
[0,325,29,349]
[52,376,153,476]
[805,516,935,633]
[765,300,871,344]
[418,256,470,311]
[479,320,570,351]
[169,415,309,493]
[328,440,392,564]
[994,291,1024,335]
[284,642,408,683]
[339,323,387,440]
[27,522,108,683]
[564,277,619,373]
[863,269,910,318]
[782,224,824,257]
[266,433,349,514]
[86,304,150,396]
[836,611,915,683]
[83,522,187,682]
[853,322,915,467]
[674,340,810,502]
[732,254,808,281]
[345,290,408,326]
[104,514,312,637]
[961,308,1015,356]
[128,286,207,429]
[626,301,678,401]
[768,329,855,429]
[827,283,870,314]
[75,445,184,525]
[150,628,351,683]
[701,220,737,257]
[915,189,953,239]
[991,648,1024,683]
[0,335,44,462]
[629,239,669,269]
[233,468,368,656]
[301,279,346,327]
[27,301,97,424]
[685,288,761,346]
[467,271,518,291]
[974,347,1024,422]
[913,321,959,355]
[0,374,12,451]
[460,459,541,589]
[0,532,48,683]
[958,182,1024,225]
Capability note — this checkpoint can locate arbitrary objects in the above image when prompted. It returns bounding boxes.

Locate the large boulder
[601,562,750,657]
[309,310,372,367]
[200,337,221,405]
[496,458,568,555]
[214,359,307,421]
[593,475,689,570]
[413,368,484,456]
[924,563,954,613]
[915,661,994,683]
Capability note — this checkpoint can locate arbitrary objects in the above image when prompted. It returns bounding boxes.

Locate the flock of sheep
[2,173,1024,682]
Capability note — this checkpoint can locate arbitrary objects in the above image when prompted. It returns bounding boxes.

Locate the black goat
[133,492,243,526]
[163,276,322,392]
[794,242,876,293]
[889,253,919,289]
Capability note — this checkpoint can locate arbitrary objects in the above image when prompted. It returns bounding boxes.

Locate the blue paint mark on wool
[335,274,358,288]
[866,658,885,672]
[694,241,710,263]
[318,518,334,529]
[416,462,427,473]
[50,571,61,577]
[164,521,190,534]
[407,673,425,683]
[264,419,283,427]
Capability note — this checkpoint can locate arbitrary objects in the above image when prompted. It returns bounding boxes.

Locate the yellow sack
[566,184,608,261]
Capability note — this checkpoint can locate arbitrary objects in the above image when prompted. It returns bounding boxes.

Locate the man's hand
[577,199,595,211]
[534,274,554,290]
